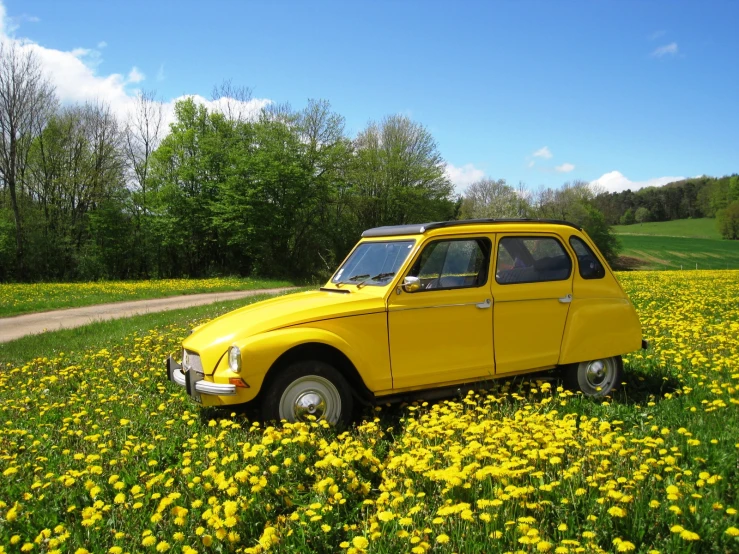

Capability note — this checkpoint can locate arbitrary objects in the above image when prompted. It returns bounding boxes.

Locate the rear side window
[407,238,491,290]
[569,236,605,279]
[495,237,572,284]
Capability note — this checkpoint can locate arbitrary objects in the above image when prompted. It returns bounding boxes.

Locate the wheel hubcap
[278,375,342,424]
[294,391,327,419]
[585,359,609,387]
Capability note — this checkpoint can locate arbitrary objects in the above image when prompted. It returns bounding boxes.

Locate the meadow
[612,218,721,240]
[0,279,295,318]
[0,272,738,553]
[616,235,739,270]
[611,219,739,270]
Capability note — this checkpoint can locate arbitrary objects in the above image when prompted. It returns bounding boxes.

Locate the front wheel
[563,356,623,397]
[260,360,354,425]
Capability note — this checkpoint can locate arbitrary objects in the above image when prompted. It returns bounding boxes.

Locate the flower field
[1,271,738,553]
[0,278,294,318]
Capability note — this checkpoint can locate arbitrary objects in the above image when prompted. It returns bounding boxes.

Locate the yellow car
[166,219,646,424]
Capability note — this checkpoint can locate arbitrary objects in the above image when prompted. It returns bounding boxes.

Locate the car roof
[361,218,583,238]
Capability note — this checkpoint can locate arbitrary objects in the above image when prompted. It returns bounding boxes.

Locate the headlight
[228,346,242,373]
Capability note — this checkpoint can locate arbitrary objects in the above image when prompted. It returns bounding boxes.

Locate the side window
[407,238,491,290]
[495,237,572,284]
[569,236,605,279]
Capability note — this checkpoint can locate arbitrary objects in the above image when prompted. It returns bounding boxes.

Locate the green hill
[612,217,721,239]
[611,218,739,269]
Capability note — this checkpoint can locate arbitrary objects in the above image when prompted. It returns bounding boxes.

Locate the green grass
[613,217,721,239]
[0,277,295,318]
[616,234,739,270]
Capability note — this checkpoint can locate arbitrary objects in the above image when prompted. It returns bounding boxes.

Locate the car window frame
[404,236,493,292]
[494,234,573,285]
[568,235,606,280]
[330,239,417,286]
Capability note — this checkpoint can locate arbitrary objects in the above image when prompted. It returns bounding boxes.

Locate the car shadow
[612,367,682,405]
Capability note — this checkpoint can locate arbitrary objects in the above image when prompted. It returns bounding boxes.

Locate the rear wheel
[260,360,353,425]
[563,356,623,397]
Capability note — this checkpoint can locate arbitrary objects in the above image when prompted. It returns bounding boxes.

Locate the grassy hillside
[613,217,721,239]
[616,235,739,269]
[611,218,739,269]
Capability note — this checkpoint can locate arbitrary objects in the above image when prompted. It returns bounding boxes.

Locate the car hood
[182,289,387,373]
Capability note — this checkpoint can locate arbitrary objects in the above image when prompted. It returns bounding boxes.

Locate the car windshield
[332,240,415,286]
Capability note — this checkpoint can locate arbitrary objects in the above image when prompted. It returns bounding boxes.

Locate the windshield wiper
[356,272,396,288]
[340,274,370,284]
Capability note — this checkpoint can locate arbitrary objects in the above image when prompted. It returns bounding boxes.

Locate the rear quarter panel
[559,233,643,364]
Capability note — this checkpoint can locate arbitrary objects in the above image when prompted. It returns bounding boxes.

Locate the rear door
[492,234,574,374]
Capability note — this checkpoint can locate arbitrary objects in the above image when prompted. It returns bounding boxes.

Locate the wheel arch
[260,342,374,405]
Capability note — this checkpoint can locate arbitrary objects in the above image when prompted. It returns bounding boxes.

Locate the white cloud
[651,42,678,57]
[156,63,165,82]
[445,163,485,192]
[649,30,666,40]
[0,2,271,130]
[555,163,575,173]
[127,66,145,83]
[590,170,685,193]
[532,146,552,159]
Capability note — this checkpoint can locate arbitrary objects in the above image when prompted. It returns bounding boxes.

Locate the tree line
[14,44,725,282]
[0,44,460,281]
[591,174,739,228]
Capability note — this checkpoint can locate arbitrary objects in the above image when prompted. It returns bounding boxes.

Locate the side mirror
[402,275,421,293]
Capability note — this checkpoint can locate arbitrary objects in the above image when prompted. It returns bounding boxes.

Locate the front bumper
[166,356,237,401]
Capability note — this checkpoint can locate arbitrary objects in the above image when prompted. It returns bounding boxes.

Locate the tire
[260,360,354,425]
[563,356,623,397]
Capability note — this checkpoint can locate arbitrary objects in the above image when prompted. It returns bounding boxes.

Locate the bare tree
[0,42,56,277]
[211,79,253,122]
[124,90,163,212]
[123,90,163,275]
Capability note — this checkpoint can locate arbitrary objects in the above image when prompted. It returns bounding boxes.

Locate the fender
[229,322,388,398]
[559,297,643,365]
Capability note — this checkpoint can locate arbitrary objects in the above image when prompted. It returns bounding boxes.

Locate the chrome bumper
[166,356,237,399]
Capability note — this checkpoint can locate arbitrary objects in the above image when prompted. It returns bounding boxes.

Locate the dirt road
[0,287,295,344]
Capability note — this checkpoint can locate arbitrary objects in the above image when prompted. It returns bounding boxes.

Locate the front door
[492,234,574,374]
[387,236,495,390]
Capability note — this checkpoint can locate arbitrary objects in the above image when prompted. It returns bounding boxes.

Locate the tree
[717,201,739,240]
[533,180,620,263]
[25,102,126,278]
[460,178,520,219]
[348,115,455,231]
[0,43,56,278]
[635,206,650,224]
[620,208,635,225]
[124,89,163,275]
[534,181,594,221]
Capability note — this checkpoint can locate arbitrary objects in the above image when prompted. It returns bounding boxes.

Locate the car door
[491,234,574,374]
[387,236,495,390]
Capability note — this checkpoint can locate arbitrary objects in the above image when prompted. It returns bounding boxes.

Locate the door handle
[476,299,491,309]
[558,294,572,304]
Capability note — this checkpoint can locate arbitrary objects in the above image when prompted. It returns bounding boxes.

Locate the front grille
[182,349,204,373]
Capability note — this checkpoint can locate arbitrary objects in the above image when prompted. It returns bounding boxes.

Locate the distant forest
[592,175,739,225]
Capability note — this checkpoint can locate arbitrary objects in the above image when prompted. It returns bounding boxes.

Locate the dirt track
[0,287,294,344]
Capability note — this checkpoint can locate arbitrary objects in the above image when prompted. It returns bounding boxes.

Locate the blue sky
[4,0,738,192]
